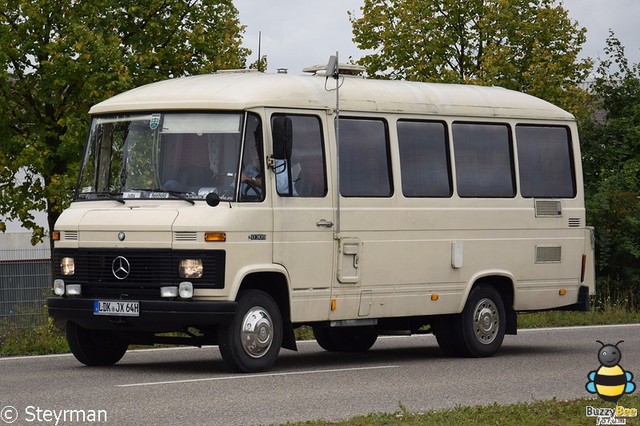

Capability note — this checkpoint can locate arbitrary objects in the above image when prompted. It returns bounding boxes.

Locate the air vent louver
[64,231,78,241]
[174,232,198,242]
[536,246,562,263]
[535,200,562,217]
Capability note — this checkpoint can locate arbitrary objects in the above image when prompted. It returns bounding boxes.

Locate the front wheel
[66,322,128,366]
[219,290,283,373]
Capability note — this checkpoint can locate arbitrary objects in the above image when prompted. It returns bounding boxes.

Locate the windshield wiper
[82,192,126,204]
[165,190,195,205]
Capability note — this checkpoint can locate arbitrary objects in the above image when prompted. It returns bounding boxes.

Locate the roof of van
[89,70,574,120]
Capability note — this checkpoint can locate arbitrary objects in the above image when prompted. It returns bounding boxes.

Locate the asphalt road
[1,324,639,425]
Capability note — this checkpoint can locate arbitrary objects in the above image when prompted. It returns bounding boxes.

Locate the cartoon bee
[586,340,636,403]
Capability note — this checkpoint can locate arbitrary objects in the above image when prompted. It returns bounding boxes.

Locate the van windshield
[77,112,244,201]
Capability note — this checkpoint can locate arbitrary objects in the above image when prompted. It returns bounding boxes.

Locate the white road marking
[116,364,399,387]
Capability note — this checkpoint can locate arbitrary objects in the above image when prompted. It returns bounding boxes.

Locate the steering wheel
[242,179,261,198]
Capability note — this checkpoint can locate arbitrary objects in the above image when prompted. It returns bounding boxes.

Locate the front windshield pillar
[96,123,113,193]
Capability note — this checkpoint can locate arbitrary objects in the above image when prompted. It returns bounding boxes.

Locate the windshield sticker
[149,113,161,130]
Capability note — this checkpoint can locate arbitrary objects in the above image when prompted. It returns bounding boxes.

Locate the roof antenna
[257,31,262,72]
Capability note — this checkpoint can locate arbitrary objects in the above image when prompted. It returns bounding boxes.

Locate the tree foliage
[349,0,592,114]
[580,33,640,309]
[0,0,249,244]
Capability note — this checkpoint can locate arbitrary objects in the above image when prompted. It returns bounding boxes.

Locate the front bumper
[47,297,237,332]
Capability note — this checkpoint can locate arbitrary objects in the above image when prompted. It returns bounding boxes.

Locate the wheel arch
[235,269,297,351]
[463,272,517,335]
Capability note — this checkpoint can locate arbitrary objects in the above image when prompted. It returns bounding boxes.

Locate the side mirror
[272,116,292,160]
[205,192,220,207]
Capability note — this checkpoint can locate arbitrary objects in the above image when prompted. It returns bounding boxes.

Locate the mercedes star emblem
[112,256,130,280]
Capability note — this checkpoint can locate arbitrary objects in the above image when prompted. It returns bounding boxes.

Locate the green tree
[249,55,268,72]
[349,0,592,114]
[580,33,640,309]
[0,0,249,244]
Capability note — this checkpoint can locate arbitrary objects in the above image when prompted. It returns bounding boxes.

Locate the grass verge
[518,306,640,328]
[284,396,640,425]
[0,318,69,356]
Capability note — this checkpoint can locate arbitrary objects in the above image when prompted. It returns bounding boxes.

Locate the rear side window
[516,125,576,198]
[452,123,515,198]
[397,120,452,197]
[339,118,393,197]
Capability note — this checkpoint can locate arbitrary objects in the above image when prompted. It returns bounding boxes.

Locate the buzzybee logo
[584,340,637,425]
[586,340,635,403]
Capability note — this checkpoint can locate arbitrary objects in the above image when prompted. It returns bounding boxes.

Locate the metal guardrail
[0,248,52,330]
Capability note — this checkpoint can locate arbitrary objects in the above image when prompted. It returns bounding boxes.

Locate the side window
[397,120,452,197]
[271,114,326,198]
[339,118,393,197]
[452,123,515,198]
[239,114,264,202]
[516,125,576,198]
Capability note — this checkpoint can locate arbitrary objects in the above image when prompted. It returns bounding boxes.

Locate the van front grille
[53,248,225,299]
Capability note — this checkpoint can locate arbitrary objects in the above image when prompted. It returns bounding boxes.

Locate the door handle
[316,219,334,228]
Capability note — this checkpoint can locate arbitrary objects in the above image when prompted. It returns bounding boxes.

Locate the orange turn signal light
[204,232,226,242]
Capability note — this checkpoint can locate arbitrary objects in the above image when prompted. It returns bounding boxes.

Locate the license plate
[94,300,140,317]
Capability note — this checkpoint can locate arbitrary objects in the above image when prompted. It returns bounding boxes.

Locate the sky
[233,0,640,75]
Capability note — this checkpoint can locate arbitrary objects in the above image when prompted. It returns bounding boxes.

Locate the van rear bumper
[47,297,237,331]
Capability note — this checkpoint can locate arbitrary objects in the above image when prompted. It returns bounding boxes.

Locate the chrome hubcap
[241,306,273,358]
[473,297,499,344]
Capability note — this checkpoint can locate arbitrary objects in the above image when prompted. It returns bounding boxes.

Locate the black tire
[312,326,378,353]
[435,285,506,357]
[460,285,506,357]
[66,322,128,366]
[219,290,283,373]
[432,316,463,357]
[312,326,339,351]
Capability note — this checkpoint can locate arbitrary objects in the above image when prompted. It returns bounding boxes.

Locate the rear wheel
[434,285,506,357]
[219,290,283,373]
[66,322,128,366]
[312,326,378,352]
